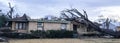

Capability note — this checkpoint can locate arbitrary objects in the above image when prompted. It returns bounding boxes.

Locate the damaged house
[8,14,74,33]
[8,14,90,34]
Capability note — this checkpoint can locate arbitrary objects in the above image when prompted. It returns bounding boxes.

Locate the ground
[6,38,120,43]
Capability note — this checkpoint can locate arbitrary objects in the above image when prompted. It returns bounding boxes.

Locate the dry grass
[8,38,120,43]
[0,42,8,43]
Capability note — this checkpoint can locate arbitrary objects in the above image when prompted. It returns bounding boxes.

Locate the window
[37,22,43,30]
[19,23,22,29]
[23,23,26,29]
[61,23,67,30]
[15,23,19,29]
[15,22,27,30]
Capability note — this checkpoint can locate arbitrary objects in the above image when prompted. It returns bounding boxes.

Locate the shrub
[46,30,74,38]
[1,30,75,39]
[30,30,46,38]
[1,32,19,38]
[30,30,74,38]
[0,29,13,32]
[1,32,37,39]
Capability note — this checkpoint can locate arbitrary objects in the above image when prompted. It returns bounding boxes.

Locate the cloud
[1,0,120,21]
[0,0,16,13]
[0,0,15,7]
[92,6,120,21]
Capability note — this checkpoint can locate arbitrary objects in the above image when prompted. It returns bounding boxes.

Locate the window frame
[61,23,67,30]
[15,22,27,30]
[37,22,43,30]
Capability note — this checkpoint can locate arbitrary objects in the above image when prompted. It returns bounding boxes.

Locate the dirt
[9,38,120,43]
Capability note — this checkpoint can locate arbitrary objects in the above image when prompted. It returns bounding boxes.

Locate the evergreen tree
[0,10,8,28]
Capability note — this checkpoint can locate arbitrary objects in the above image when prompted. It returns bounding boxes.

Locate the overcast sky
[0,0,120,21]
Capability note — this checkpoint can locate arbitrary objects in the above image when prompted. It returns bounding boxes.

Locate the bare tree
[7,2,14,19]
[105,18,111,29]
